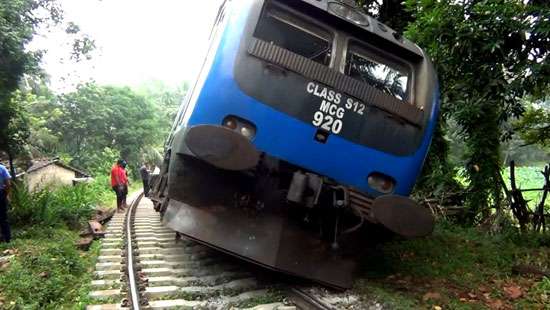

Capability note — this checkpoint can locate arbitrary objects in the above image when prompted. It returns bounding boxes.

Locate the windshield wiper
[308,45,331,62]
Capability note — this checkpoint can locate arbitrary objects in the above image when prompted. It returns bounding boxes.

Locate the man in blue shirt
[0,163,11,243]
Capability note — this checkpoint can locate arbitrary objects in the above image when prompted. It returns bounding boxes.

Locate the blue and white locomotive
[153,0,439,288]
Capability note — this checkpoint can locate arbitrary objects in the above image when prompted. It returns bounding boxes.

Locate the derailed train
[151,0,440,288]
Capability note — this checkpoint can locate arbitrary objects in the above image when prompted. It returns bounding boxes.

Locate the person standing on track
[121,160,130,208]
[111,159,129,213]
[0,163,12,243]
[139,163,150,197]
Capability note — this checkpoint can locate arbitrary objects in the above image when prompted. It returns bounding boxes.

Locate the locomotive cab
[153,0,439,289]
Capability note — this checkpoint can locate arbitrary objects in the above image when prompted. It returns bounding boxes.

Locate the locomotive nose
[371,195,435,237]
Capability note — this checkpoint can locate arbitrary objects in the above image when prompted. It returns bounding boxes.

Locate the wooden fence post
[533,163,549,232]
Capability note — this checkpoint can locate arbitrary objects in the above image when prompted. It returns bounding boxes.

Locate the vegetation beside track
[0,178,137,309]
[0,228,100,309]
[503,165,549,211]
[355,223,550,309]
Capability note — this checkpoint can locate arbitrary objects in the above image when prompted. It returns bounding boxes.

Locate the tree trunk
[7,150,16,181]
[533,164,549,232]
[509,161,530,232]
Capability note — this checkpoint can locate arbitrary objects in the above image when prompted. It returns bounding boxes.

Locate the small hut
[17,158,91,191]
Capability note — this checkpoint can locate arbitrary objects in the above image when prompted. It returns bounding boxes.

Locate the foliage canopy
[403,0,549,220]
[0,0,94,175]
[515,99,550,147]
[26,83,168,172]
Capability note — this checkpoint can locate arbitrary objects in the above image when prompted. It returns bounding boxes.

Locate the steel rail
[289,287,336,310]
[125,192,143,309]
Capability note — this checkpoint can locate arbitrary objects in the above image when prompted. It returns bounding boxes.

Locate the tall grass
[8,182,99,229]
[7,173,135,229]
[0,227,100,309]
[0,172,127,308]
[84,174,114,207]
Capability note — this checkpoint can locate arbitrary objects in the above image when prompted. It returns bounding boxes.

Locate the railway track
[86,193,372,310]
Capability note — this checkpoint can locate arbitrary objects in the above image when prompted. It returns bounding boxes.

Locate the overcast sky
[33,0,222,92]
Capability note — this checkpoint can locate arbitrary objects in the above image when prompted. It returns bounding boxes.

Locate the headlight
[240,126,254,139]
[367,172,395,194]
[222,116,256,139]
[223,117,238,130]
[328,2,369,26]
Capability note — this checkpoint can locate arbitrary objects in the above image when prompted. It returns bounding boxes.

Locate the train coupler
[286,171,323,208]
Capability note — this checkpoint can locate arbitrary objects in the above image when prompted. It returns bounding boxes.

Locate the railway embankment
[86,194,550,309]
[0,183,108,308]
[0,181,140,309]
[1,185,548,309]
[351,223,549,309]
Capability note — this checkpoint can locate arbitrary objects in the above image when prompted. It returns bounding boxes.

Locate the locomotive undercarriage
[152,125,434,288]
[161,154,363,288]
[169,152,373,251]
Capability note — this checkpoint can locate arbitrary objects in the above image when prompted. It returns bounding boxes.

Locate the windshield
[254,5,332,66]
[345,44,409,101]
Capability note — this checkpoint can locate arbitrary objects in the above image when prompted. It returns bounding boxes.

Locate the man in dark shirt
[139,163,150,197]
[0,163,12,243]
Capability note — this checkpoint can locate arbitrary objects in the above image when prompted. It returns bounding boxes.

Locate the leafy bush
[85,147,120,177]
[50,185,98,229]
[0,228,99,309]
[0,178,115,308]
[87,174,115,207]
[8,184,56,228]
[8,182,97,229]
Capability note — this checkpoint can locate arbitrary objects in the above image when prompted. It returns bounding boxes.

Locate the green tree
[0,0,57,175]
[24,93,62,157]
[0,0,94,176]
[47,83,165,173]
[515,99,550,148]
[356,0,412,32]
[405,0,550,222]
[354,0,461,199]
[134,80,189,138]
[0,93,31,176]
